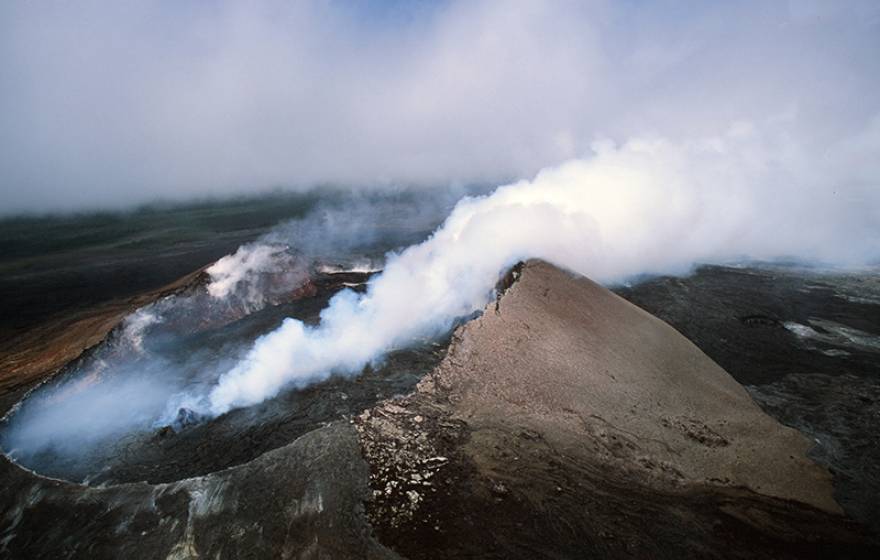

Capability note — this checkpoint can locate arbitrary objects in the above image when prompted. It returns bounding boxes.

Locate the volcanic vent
[0,258,450,486]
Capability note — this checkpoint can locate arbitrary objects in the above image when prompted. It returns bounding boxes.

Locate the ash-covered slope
[358,260,875,558]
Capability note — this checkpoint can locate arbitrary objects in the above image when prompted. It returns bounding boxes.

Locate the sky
[0,0,879,214]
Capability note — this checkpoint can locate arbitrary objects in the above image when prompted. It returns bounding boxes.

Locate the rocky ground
[0,412,396,559]
[615,264,880,385]
[355,261,877,559]
[0,260,878,558]
[5,269,448,486]
[616,264,880,533]
[0,266,208,397]
[748,373,880,530]
[0,268,407,558]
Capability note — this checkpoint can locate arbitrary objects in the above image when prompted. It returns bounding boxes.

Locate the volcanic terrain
[0,260,877,558]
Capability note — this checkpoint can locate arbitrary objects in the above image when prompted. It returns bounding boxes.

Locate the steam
[1,1,879,472]
[197,117,879,416]
[2,116,878,468]
[3,361,182,460]
[206,243,299,309]
[0,192,459,463]
[121,310,163,354]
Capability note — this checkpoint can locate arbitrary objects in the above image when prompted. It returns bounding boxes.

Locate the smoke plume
[2,116,878,464]
[2,1,879,470]
[0,192,462,462]
[200,117,880,415]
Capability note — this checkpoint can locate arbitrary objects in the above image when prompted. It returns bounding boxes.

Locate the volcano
[0,260,877,558]
[0,264,449,486]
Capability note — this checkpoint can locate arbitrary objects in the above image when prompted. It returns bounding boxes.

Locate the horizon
[1,1,879,215]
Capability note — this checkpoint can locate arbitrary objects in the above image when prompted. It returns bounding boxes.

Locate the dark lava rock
[0,422,397,559]
[615,263,880,533]
[739,314,783,328]
[748,373,880,534]
[1,260,878,559]
[2,268,448,487]
[173,407,203,431]
[614,264,880,385]
[155,425,174,439]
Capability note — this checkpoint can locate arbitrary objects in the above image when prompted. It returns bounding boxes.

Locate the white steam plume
[207,243,299,309]
[200,117,880,416]
[1,191,464,461]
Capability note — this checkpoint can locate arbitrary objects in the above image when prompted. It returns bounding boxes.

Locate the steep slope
[358,260,875,558]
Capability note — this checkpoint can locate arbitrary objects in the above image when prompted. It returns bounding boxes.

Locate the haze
[1,0,878,214]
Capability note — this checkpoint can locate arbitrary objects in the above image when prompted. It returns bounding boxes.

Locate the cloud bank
[1,0,878,213]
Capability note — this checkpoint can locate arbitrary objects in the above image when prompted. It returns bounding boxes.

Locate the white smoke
[207,243,298,310]
[3,114,879,465]
[1,192,463,461]
[2,362,179,460]
[1,1,878,473]
[207,244,289,299]
[197,117,880,416]
[120,309,163,354]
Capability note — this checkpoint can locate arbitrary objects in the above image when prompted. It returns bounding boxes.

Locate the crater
[0,267,451,486]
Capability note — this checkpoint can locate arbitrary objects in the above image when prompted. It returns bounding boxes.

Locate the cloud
[1,0,877,213]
